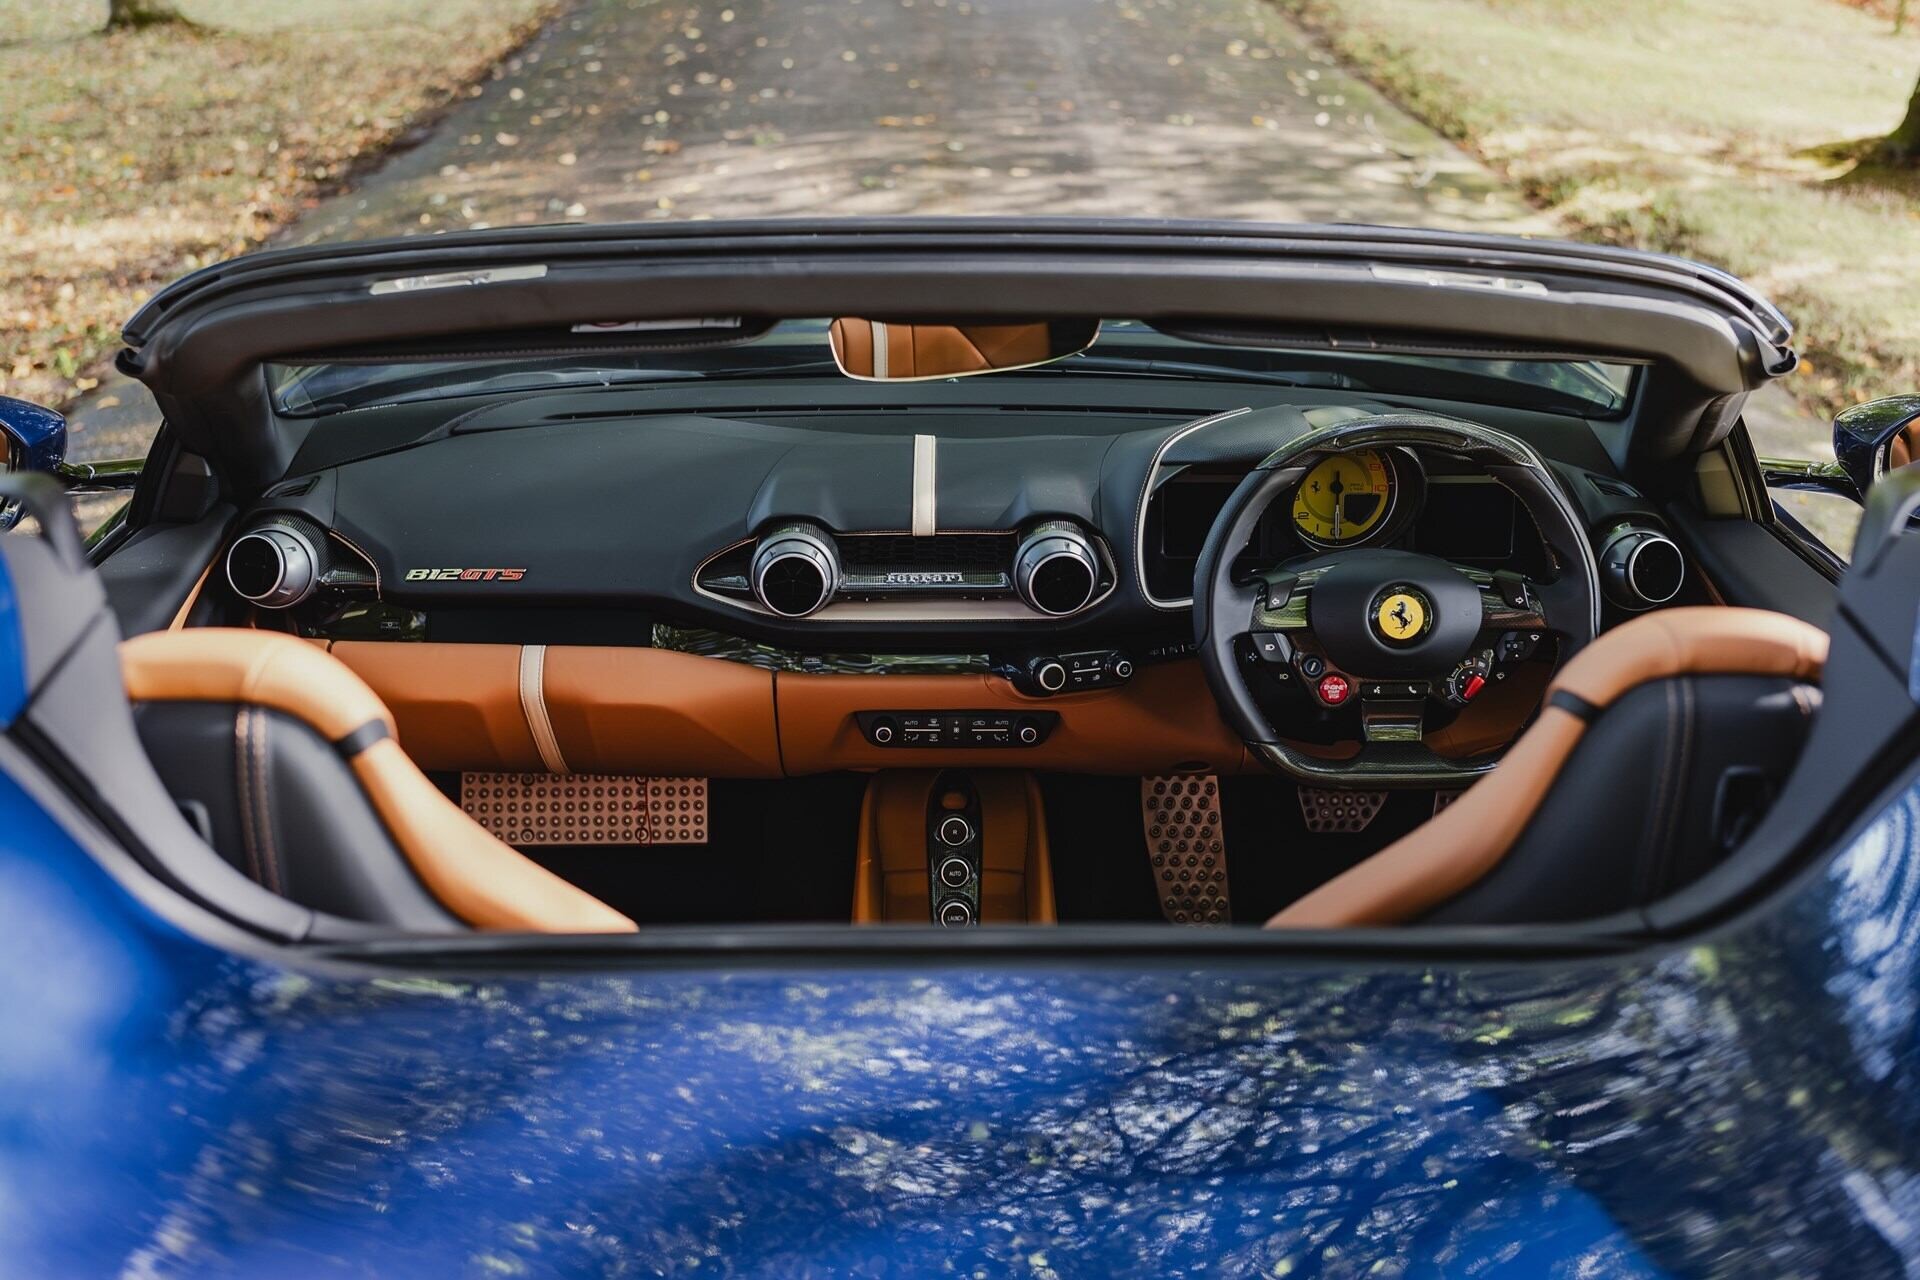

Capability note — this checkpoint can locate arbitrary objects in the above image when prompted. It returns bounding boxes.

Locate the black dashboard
[218,381,1695,668]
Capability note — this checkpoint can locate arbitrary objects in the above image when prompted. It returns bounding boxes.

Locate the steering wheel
[1194,414,1601,785]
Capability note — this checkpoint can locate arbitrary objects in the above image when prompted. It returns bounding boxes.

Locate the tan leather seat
[830,318,1054,379]
[121,629,635,934]
[1268,607,1827,929]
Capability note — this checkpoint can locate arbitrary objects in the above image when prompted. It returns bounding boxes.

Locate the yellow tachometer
[1292,450,1394,546]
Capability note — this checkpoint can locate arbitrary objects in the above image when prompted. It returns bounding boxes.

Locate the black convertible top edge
[125,217,1790,349]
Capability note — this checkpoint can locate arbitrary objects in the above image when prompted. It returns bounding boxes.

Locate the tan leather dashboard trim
[331,643,784,777]
[778,660,1252,776]
[329,645,1240,777]
[331,641,545,772]
[541,646,782,776]
[1267,607,1828,929]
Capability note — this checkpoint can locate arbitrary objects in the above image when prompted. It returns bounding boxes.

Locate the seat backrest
[121,629,635,934]
[1268,608,1828,928]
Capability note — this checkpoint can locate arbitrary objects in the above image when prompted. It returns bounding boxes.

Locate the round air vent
[751,523,840,617]
[1014,521,1100,615]
[1599,527,1685,610]
[226,520,323,609]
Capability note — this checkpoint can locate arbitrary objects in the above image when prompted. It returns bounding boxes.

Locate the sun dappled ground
[50,0,1555,467]
[0,0,558,410]
[1275,0,1920,427]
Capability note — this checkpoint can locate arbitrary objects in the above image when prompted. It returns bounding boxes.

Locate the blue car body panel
[3,752,1920,1277]
[0,394,67,473]
[0,550,23,726]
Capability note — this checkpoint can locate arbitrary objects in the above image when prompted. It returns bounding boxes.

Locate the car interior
[8,227,1918,948]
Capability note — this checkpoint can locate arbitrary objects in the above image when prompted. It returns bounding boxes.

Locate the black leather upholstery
[131,700,460,930]
[1424,674,1820,924]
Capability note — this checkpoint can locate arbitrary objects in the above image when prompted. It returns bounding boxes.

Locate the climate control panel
[1009,649,1134,696]
[857,710,1060,748]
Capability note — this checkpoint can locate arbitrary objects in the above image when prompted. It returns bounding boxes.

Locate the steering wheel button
[1317,674,1352,705]
[1461,673,1487,701]
[1299,653,1326,680]
[1253,633,1292,664]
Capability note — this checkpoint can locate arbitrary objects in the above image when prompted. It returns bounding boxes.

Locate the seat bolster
[1267,607,1828,930]
[122,628,394,743]
[1552,607,1827,711]
[123,628,635,934]
[1267,713,1589,928]
[349,740,636,933]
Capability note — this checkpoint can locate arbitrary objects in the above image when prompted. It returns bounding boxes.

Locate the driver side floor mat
[1042,775,1446,924]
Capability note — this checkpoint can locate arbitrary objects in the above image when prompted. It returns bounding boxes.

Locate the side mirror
[1833,394,1920,498]
[828,318,1098,382]
[0,395,68,533]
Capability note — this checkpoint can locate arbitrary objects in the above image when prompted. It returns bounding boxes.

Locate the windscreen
[266,318,1636,419]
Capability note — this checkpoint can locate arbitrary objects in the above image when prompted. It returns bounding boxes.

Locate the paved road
[66,0,1823,475]
[288,0,1540,239]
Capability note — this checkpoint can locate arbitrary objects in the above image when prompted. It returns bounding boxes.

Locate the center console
[850,770,1058,926]
[927,774,983,926]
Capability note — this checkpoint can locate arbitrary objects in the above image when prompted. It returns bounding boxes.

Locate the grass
[0,0,558,409]
[1272,0,1920,420]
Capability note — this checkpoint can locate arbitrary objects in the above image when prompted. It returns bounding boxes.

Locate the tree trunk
[105,0,198,29]
[1874,72,1920,166]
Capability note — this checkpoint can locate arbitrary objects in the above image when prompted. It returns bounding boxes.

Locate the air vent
[262,475,321,498]
[696,527,1115,618]
[839,533,1017,575]
[1589,475,1643,499]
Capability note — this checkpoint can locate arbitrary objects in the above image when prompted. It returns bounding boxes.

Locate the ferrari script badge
[1374,590,1428,644]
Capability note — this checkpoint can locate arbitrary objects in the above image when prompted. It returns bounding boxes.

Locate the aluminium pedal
[461,773,708,846]
[1298,787,1386,834]
[1142,774,1230,925]
[1432,789,1465,818]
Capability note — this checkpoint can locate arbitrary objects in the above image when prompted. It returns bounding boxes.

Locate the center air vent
[698,526,1112,619]
[838,533,1018,577]
[751,523,839,617]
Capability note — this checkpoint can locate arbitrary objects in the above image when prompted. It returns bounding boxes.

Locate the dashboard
[196,389,1699,775]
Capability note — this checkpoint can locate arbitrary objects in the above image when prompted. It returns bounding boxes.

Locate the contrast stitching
[234,708,263,885]
[252,711,282,896]
[1638,681,1680,902]
[1651,677,1696,897]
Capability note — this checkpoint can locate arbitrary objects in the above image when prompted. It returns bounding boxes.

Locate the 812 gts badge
[404,567,527,582]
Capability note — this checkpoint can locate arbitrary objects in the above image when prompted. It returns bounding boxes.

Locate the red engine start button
[1317,674,1351,705]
